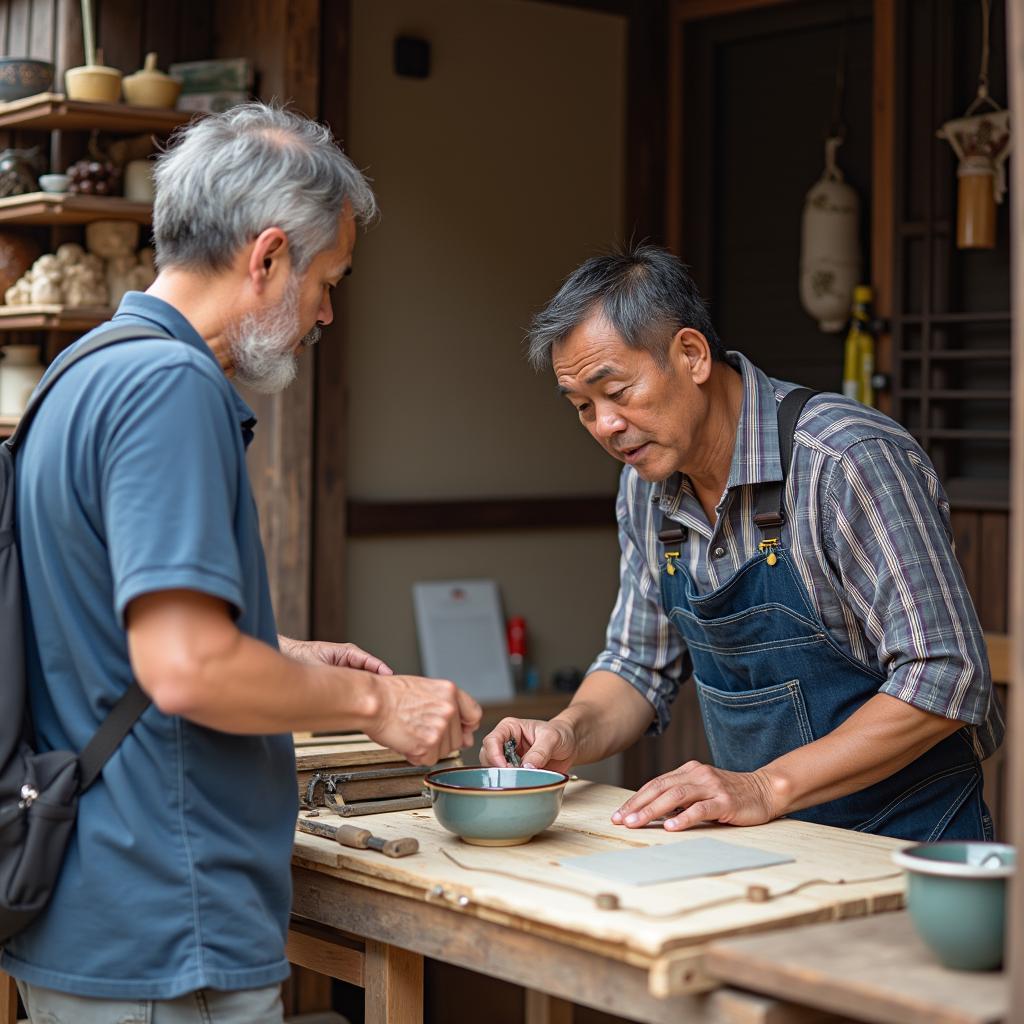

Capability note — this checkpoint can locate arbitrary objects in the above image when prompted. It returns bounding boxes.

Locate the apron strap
[754,387,817,532]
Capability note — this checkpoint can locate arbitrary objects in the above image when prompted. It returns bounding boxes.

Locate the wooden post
[524,990,574,1024]
[364,940,423,1024]
[0,972,18,1024]
[1006,0,1024,1017]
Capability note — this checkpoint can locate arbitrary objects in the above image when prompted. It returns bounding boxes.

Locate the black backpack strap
[3,322,175,789]
[753,388,817,532]
[77,683,153,792]
[5,324,173,453]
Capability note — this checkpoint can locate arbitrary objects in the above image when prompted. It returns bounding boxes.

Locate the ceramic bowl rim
[424,765,569,794]
[892,841,1016,879]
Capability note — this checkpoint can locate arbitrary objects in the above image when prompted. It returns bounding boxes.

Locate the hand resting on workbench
[126,588,483,765]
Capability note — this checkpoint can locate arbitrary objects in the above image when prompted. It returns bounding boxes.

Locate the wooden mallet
[335,824,419,858]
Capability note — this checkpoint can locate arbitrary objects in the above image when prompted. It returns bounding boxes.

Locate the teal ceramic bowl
[424,766,569,846]
[892,841,1015,971]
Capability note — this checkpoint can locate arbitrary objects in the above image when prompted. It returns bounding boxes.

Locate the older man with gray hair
[483,244,1002,845]
[3,103,481,1023]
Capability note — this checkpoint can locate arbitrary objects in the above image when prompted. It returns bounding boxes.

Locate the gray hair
[526,244,724,370]
[152,102,378,274]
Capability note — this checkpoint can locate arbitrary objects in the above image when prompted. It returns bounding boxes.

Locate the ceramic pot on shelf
[0,343,45,417]
[122,53,181,109]
[0,231,41,299]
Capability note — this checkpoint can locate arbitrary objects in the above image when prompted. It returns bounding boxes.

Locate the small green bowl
[892,841,1015,971]
[424,766,569,846]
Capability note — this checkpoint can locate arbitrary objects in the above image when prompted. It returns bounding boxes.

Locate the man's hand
[367,675,482,767]
[479,717,579,773]
[279,636,393,675]
[612,760,779,831]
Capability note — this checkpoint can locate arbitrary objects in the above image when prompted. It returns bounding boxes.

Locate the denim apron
[657,389,989,842]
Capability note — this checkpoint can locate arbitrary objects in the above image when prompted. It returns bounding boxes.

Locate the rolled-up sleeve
[822,437,993,725]
[587,469,691,734]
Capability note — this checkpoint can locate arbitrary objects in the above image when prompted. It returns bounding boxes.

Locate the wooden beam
[287,921,365,986]
[312,0,351,641]
[211,0,321,640]
[364,939,423,1024]
[1005,0,1024,1012]
[525,990,574,1024]
[871,0,896,417]
[346,496,616,537]
[0,973,17,1024]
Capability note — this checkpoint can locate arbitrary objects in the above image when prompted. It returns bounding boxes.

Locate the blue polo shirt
[1,293,297,998]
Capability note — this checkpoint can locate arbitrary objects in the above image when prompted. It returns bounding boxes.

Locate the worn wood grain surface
[704,912,1008,1024]
[292,781,905,962]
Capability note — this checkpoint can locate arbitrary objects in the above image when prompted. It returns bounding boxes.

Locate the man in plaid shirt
[482,245,1002,842]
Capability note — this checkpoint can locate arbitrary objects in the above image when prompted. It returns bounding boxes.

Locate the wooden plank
[978,513,1009,633]
[0,191,151,224]
[0,93,189,133]
[364,940,423,1024]
[28,0,56,62]
[311,0,350,642]
[211,0,319,642]
[704,912,1008,1024]
[524,990,573,1024]
[346,495,616,536]
[950,510,981,606]
[707,988,855,1024]
[291,868,711,1024]
[0,304,110,331]
[0,972,17,1024]
[96,0,143,79]
[985,633,1011,686]
[871,0,896,417]
[286,920,364,986]
[8,0,31,57]
[1006,0,1024,1012]
[291,782,905,961]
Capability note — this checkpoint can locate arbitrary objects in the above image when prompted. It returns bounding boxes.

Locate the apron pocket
[695,676,815,773]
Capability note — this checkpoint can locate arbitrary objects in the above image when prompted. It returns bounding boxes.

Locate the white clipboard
[412,579,515,703]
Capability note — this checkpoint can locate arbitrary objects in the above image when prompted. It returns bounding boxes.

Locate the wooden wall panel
[1005,0,1023,1004]
[311,0,350,641]
[950,509,1011,632]
[211,0,321,641]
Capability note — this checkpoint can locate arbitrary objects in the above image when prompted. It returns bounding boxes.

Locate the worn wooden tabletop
[292,780,907,969]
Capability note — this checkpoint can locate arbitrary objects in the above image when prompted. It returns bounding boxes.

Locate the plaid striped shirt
[589,351,1004,760]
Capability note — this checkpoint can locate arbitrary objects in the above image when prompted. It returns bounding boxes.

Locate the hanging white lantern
[799,136,861,333]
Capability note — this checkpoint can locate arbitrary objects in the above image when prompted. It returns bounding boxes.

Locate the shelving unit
[0,92,190,133]
[0,93,177,430]
[890,0,1011,510]
[0,192,152,226]
[0,305,112,331]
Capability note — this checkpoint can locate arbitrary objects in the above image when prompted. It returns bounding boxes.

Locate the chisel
[334,824,419,858]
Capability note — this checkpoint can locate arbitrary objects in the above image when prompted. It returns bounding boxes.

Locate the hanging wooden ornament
[936,0,1011,250]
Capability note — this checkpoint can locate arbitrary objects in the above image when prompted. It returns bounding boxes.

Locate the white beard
[226,276,321,394]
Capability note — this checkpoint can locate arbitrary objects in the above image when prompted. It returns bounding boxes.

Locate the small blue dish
[0,60,54,103]
[892,841,1015,971]
[424,766,569,846]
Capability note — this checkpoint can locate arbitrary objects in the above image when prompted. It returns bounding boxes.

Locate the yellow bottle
[842,285,874,406]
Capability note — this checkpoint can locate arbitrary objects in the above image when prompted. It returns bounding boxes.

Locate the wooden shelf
[899,348,1009,361]
[898,311,1012,325]
[0,416,18,439]
[0,304,111,331]
[0,92,190,133]
[0,192,152,226]
[346,495,617,537]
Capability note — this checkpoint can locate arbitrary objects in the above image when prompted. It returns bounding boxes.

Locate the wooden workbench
[288,781,907,1023]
